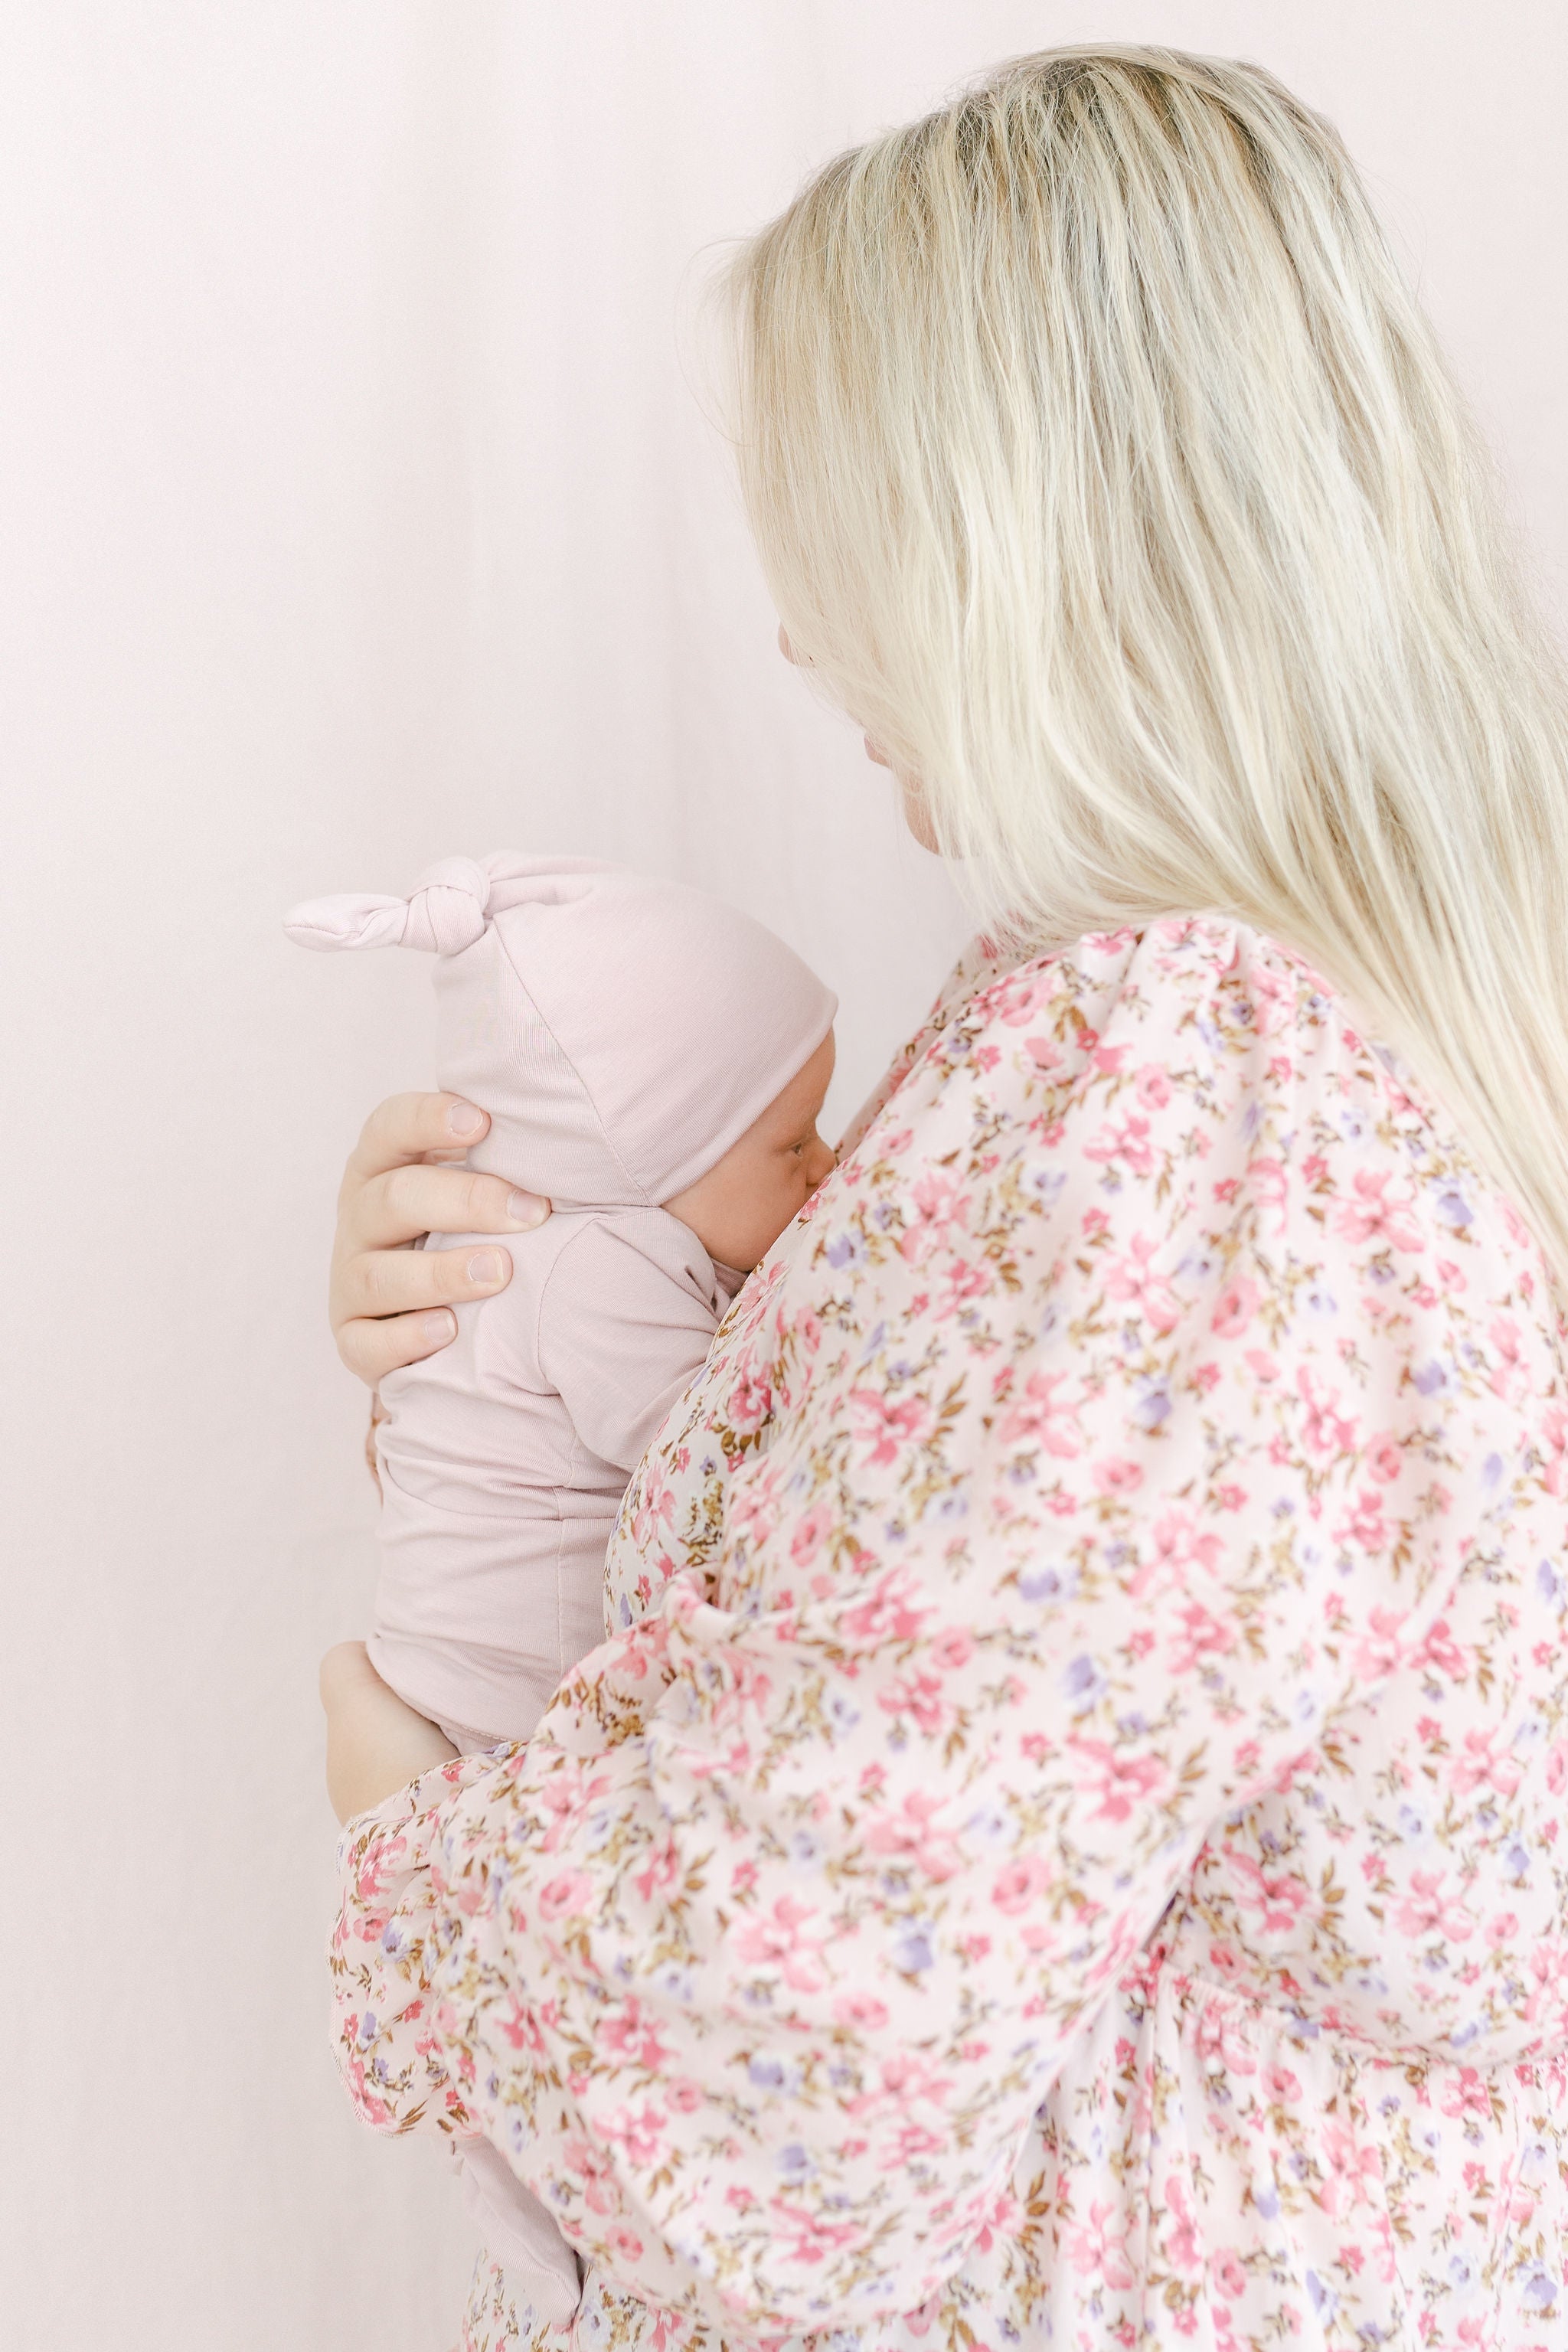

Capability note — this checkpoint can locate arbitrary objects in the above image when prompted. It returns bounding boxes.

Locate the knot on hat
[401,857,492,955]
[283,854,495,956]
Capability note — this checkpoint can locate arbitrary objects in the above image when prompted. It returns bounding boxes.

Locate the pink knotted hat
[285,854,837,1207]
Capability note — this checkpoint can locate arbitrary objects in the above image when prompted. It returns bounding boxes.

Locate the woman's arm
[329,1091,550,1383]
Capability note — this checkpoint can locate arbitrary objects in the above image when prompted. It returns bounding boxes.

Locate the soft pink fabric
[286,853,838,1205]
[372,1207,740,1743]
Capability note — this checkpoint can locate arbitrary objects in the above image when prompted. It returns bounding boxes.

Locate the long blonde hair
[727,45,1568,1289]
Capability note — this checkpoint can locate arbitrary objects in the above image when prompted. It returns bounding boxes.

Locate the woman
[322,47,1568,2350]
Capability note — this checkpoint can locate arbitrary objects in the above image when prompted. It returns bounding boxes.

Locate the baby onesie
[373,1207,741,1746]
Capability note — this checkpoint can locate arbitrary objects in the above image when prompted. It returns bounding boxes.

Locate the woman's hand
[319,1641,459,1823]
[331,1092,550,1383]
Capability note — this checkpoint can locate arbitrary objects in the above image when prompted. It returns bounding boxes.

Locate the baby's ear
[283,891,413,952]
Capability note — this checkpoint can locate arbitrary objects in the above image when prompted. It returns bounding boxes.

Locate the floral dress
[331,918,1568,2351]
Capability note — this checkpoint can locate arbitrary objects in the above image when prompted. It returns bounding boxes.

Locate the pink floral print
[332,918,1568,2350]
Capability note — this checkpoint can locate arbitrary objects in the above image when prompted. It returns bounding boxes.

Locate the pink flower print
[1393,1871,1477,1942]
[1547,1743,1568,1796]
[1297,1365,1357,1459]
[1439,2068,1495,2123]
[992,1853,1054,1913]
[1210,1276,1261,1338]
[1136,1063,1172,1109]
[770,2200,860,2268]
[1247,1156,1288,1231]
[1336,1487,1388,1553]
[1063,2200,1135,2289]
[1243,1348,1280,1383]
[1416,1616,1469,1681]
[733,1895,828,1992]
[840,1566,936,1646]
[1104,1231,1183,1334]
[537,1869,595,1922]
[1318,2121,1383,2217]
[1366,1433,1403,1483]
[599,2102,668,2167]
[935,1256,991,1320]
[1540,1404,1568,1495]
[1163,2170,1203,2275]
[1132,1508,1224,1601]
[1452,1726,1523,1800]
[1524,1940,1568,2030]
[1229,1853,1312,1936]
[1192,2002,1258,2077]
[1023,1034,1063,1073]
[1488,1316,1527,1399]
[603,2222,644,2263]
[1083,1112,1156,1177]
[561,2135,624,2216]
[1067,1736,1173,1823]
[1168,1598,1238,1673]
[1263,2063,1302,2101]
[789,1501,835,1565]
[1093,1455,1145,1498]
[1352,1604,1410,1680]
[999,1368,1084,1459]
[1334,1168,1426,1252]
[629,1466,675,1547]
[849,1386,937,1465]
[632,1836,681,1907]
[864,1791,966,1883]
[877,1668,952,1736]
[832,1990,890,2030]
[970,2185,1023,2256]
[730,1465,782,1545]
[900,1169,972,1266]
[1210,2248,1248,2301]
[728,1365,774,1432]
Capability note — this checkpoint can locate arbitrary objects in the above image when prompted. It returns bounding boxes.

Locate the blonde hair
[727,45,1568,1290]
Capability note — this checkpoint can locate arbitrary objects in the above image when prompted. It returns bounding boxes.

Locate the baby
[288,852,837,2314]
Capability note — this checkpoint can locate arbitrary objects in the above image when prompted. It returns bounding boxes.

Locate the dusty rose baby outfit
[287,853,835,2319]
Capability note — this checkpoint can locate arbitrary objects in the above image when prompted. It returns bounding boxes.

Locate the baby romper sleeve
[534,1216,726,1475]
[333,921,1530,2335]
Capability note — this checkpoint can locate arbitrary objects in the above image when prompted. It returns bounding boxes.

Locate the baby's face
[664,1031,837,1272]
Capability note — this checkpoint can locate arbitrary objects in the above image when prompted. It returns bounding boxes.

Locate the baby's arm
[536,1217,723,1475]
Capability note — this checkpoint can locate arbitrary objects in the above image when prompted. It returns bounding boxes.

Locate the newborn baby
[287,852,837,2318]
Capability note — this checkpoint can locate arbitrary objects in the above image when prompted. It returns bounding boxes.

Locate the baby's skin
[322,1030,838,1822]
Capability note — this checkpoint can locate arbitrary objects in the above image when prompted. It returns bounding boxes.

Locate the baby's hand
[318,1640,458,1823]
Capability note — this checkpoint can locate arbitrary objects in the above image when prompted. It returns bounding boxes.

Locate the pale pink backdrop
[3,5,1564,2344]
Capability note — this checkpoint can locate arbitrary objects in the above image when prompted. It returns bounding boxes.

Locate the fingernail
[507,1189,548,1229]
[448,1101,485,1140]
[466,1249,506,1288]
[419,1308,457,1346]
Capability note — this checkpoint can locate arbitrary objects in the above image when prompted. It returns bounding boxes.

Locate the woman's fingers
[330,1090,551,1386]
[342,1090,491,1187]
[346,1159,547,1255]
[341,1231,518,1322]
[337,1305,463,1384]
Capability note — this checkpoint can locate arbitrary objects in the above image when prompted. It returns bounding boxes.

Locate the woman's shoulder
[908,913,1382,1106]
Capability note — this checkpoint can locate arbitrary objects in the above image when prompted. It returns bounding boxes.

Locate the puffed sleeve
[332,920,1517,2334]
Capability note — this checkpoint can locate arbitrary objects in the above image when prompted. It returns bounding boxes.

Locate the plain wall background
[3,5,1564,2344]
